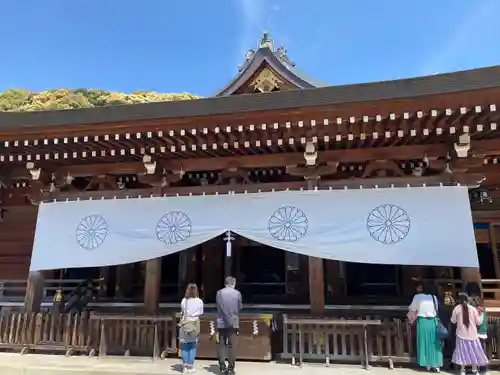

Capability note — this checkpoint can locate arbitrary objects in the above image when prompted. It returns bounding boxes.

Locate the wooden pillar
[309,257,325,313]
[144,258,162,314]
[307,178,325,313]
[24,271,44,313]
[488,224,500,299]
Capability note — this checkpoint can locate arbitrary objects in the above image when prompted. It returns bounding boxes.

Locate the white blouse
[409,293,438,317]
[181,297,204,321]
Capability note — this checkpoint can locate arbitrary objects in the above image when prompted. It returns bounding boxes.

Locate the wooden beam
[41,172,486,201]
[58,162,145,177]
[8,143,449,179]
[24,271,44,313]
[144,258,162,314]
[6,138,500,182]
[164,143,451,172]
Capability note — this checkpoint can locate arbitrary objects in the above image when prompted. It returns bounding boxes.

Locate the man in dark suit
[216,276,242,375]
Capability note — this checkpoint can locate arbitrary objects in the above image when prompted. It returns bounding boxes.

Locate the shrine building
[0,33,499,363]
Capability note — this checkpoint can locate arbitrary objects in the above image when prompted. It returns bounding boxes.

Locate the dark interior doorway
[160,252,181,302]
[232,239,309,304]
[345,262,402,303]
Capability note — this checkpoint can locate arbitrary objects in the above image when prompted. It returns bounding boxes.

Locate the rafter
[0,102,497,166]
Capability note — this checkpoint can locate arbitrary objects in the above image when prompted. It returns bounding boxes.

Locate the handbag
[178,299,201,338]
[432,295,449,341]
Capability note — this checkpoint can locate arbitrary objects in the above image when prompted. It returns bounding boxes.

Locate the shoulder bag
[432,295,449,341]
[179,299,200,336]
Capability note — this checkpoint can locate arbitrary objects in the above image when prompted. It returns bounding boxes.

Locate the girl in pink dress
[451,294,488,375]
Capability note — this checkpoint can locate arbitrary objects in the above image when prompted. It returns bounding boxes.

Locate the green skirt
[416,317,443,368]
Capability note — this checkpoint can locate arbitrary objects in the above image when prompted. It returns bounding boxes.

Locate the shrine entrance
[230,238,309,304]
[166,235,310,305]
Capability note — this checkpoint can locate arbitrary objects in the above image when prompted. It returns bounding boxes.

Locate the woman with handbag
[408,281,444,372]
[451,293,488,375]
[179,283,204,374]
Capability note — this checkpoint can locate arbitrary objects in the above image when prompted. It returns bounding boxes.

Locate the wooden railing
[0,311,178,357]
[0,310,499,366]
[282,316,382,369]
[281,315,500,367]
[0,312,90,354]
[89,314,177,358]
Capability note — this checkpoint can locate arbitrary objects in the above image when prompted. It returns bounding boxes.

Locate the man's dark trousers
[217,328,237,371]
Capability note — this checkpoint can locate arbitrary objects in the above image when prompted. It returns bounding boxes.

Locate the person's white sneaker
[188,368,196,373]
[183,367,189,374]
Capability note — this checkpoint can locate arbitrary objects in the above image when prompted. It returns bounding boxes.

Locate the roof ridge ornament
[259,31,274,50]
[276,44,295,68]
[239,32,295,71]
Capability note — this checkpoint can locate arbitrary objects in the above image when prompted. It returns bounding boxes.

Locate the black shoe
[227,369,235,375]
[219,367,227,374]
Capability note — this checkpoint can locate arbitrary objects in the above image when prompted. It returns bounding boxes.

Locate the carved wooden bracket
[215,168,251,185]
[138,168,185,195]
[361,160,405,178]
[285,162,339,180]
[84,174,119,191]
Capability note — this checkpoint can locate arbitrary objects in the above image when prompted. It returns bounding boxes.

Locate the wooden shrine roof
[215,41,322,96]
[0,65,499,131]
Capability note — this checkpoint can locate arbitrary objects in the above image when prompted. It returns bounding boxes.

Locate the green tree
[0,88,200,112]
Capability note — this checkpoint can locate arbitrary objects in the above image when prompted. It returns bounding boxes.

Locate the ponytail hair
[458,292,470,328]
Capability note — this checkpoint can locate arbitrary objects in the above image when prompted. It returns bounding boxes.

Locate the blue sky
[1,0,499,96]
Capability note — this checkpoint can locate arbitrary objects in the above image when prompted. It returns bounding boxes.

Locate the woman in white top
[179,283,204,374]
[408,281,443,372]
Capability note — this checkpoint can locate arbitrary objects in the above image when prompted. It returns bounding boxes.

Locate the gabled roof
[215,33,325,96]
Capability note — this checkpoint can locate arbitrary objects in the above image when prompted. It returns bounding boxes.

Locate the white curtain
[29,186,478,271]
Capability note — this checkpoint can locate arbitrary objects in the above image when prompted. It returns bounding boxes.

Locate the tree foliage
[0,88,200,112]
